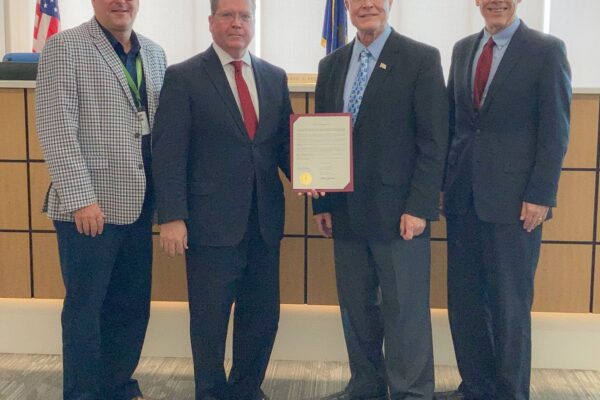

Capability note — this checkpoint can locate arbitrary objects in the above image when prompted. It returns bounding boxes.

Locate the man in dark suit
[151,0,291,399]
[312,0,448,398]
[439,1,571,399]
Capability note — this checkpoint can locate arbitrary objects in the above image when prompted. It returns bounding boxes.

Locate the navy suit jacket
[313,30,448,240]
[152,46,292,246]
[443,22,571,223]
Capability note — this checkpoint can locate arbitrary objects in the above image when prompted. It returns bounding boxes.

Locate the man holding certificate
[312,0,448,398]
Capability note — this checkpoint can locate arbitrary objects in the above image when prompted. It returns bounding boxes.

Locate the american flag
[33,0,61,53]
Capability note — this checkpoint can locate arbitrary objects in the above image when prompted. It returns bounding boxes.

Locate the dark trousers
[446,206,542,400]
[186,205,280,400]
[333,235,434,400]
[54,204,153,400]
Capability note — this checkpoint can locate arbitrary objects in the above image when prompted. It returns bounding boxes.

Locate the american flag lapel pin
[379,62,387,70]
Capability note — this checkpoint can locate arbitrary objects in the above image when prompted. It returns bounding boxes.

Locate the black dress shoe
[257,389,269,400]
[319,390,350,400]
[434,390,465,400]
[318,389,388,400]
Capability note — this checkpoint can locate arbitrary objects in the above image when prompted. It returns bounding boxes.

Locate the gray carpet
[0,354,599,399]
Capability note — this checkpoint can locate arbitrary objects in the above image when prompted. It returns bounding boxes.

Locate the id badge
[138,111,151,136]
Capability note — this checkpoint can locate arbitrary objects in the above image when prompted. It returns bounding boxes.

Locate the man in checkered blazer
[35,1,166,399]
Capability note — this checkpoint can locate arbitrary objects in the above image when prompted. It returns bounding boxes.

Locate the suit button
[476,129,481,134]
[135,133,141,139]
[138,164,144,170]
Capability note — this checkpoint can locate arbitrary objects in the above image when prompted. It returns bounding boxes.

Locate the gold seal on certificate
[299,172,313,186]
[290,113,354,192]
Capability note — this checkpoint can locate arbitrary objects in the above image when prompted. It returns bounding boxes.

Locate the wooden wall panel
[151,236,187,301]
[0,233,31,298]
[280,238,305,304]
[31,233,64,299]
[26,89,45,161]
[431,217,446,239]
[282,170,305,235]
[0,89,26,160]
[290,93,307,114]
[307,93,315,113]
[306,200,321,236]
[533,244,592,312]
[542,171,595,242]
[0,163,29,230]
[594,249,600,314]
[307,238,338,305]
[430,240,448,309]
[29,162,53,231]
[563,95,599,169]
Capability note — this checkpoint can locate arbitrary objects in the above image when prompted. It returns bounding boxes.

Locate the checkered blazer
[36,18,167,225]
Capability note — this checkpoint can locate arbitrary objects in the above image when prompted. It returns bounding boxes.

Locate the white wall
[0,0,6,57]
[2,0,599,87]
[549,0,600,88]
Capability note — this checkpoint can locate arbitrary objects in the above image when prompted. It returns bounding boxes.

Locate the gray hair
[210,0,256,14]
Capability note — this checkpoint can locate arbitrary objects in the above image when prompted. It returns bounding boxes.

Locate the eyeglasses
[214,11,254,23]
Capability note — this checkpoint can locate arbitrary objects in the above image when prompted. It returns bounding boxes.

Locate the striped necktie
[348,49,370,125]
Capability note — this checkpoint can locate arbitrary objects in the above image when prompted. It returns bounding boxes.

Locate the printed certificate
[291,113,354,192]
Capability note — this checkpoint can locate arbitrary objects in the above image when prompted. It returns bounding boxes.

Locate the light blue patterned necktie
[348,49,370,125]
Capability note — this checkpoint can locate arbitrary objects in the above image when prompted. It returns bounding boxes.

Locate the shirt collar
[352,24,392,61]
[483,17,521,49]
[97,18,141,56]
[212,43,253,69]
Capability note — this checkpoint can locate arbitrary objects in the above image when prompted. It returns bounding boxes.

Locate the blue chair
[2,53,41,63]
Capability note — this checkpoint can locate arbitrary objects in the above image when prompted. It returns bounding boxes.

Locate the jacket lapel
[250,54,267,142]
[352,32,398,130]
[139,44,156,125]
[201,47,249,142]
[333,44,353,113]
[87,19,137,113]
[480,23,529,115]
[465,32,483,118]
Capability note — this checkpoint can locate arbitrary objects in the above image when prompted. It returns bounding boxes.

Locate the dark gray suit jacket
[443,22,572,223]
[152,46,291,246]
[313,30,448,240]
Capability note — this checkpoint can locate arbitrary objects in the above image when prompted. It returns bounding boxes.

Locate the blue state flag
[321,0,347,54]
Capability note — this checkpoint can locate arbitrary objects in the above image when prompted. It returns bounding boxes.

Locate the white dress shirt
[212,43,260,121]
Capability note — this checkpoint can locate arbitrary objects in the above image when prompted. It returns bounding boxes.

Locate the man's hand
[520,202,549,232]
[160,220,188,257]
[313,213,333,238]
[297,190,327,199]
[73,203,105,237]
[400,214,426,240]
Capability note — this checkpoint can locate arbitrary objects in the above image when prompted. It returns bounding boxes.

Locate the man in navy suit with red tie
[151,0,291,399]
[439,1,571,399]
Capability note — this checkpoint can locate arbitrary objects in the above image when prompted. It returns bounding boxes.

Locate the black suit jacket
[152,46,292,246]
[443,22,571,223]
[313,30,448,240]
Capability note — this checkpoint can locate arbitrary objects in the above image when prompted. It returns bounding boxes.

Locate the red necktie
[231,60,258,140]
[473,37,495,109]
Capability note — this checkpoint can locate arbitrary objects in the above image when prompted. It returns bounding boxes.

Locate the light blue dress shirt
[343,25,392,113]
[471,17,521,106]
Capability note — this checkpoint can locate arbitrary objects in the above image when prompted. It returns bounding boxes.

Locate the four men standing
[34,0,571,399]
